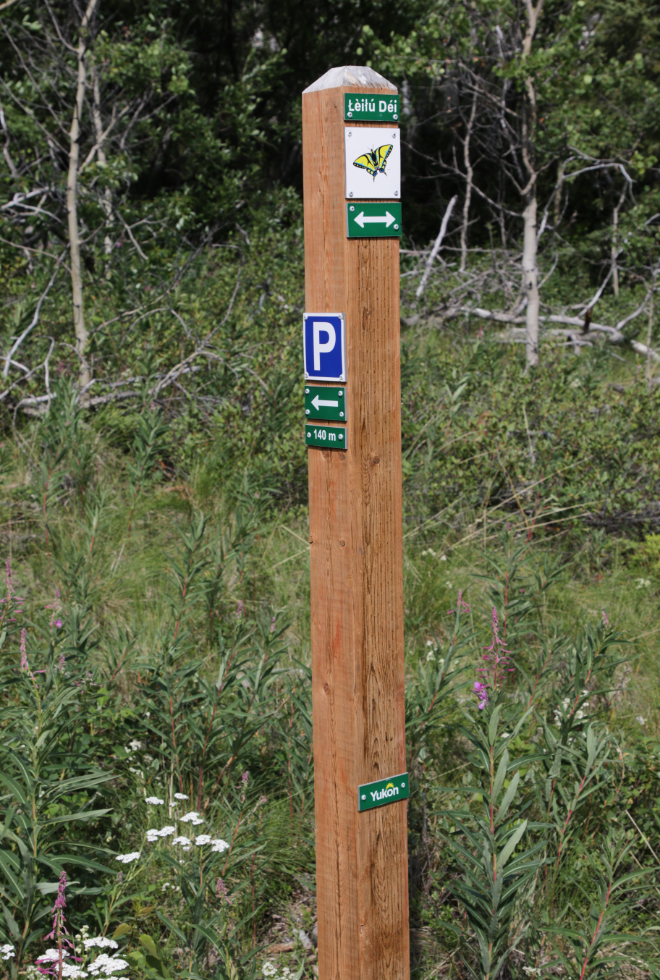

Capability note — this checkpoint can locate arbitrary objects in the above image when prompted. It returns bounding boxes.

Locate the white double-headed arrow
[311,394,339,411]
[354,210,395,229]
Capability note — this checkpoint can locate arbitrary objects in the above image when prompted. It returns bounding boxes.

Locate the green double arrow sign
[346,203,402,238]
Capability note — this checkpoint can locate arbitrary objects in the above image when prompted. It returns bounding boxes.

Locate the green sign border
[358,772,410,812]
[305,385,347,422]
[344,93,400,122]
[305,423,347,450]
[346,202,402,239]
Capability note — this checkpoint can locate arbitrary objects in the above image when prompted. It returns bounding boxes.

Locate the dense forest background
[2,2,660,980]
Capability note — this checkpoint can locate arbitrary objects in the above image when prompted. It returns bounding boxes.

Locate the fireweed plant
[0,380,658,980]
[425,535,654,980]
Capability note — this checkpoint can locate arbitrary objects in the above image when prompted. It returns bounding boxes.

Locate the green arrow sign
[358,772,410,812]
[346,203,402,239]
[344,93,400,122]
[305,424,347,449]
[305,385,346,422]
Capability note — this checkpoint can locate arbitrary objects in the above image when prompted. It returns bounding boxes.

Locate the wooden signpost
[302,66,409,980]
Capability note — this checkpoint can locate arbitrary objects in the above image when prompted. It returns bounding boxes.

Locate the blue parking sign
[303,313,346,382]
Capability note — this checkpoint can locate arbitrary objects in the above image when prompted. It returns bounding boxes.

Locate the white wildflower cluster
[211,838,229,853]
[1,944,15,960]
[145,825,176,842]
[180,811,204,825]
[172,836,191,849]
[128,740,142,752]
[87,954,129,977]
[115,851,140,864]
[637,716,647,726]
[38,949,70,962]
[83,939,118,951]
[74,925,91,955]
[174,793,189,800]
[262,962,295,980]
[194,834,212,846]
[26,965,41,980]
[636,578,651,589]
[420,549,448,560]
[161,882,180,893]
[554,691,589,726]
[145,797,164,805]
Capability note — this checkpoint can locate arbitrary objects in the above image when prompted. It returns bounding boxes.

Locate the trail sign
[303,65,409,980]
[305,423,346,449]
[344,93,400,121]
[345,126,400,200]
[303,313,345,381]
[347,202,402,238]
[305,385,346,422]
[358,772,410,812]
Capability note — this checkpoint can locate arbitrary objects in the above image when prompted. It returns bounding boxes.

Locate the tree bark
[459,91,477,273]
[523,191,539,366]
[67,0,100,391]
[91,67,113,261]
[611,182,627,298]
[521,0,544,368]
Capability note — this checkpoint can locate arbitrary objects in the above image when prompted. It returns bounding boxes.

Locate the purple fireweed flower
[602,611,609,627]
[45,871,68,942]
[270,616,276,633]
[57,654,66,673]
[474,681,488,710]
[20,628,29,672]
[54,619,62,629]
[216,878,231,904]
[236,601,244,618]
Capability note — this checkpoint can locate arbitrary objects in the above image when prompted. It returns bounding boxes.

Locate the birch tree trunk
[521,0,544,368]
[523,191,539,366]
[459,91,478,273]
[92,68,114,264]
[611,182,627,298]
[67,0,100,391]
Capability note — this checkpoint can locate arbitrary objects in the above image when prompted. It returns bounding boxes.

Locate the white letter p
[313,321,336,371]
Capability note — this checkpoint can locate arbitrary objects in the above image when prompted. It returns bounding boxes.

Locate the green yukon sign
[344,93,399,122]
[305,424,346,449]
[358,772,410,812]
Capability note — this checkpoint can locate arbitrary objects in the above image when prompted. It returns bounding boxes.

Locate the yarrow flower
[37,950,70,963]
[173,792,189,801]
[194,834,212,846]
[171,836,191,847]
[145,797,164,805]
[1,944,15,960]
[115,852,140,864]
[83,939,118,950]
[145,829,160,843]
[86,954,129,976]
[158,825,176,837]
[211,838,229,853]
[180,811,204,825]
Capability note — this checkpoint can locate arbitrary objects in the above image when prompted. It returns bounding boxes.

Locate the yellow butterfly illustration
[353,144,393,179]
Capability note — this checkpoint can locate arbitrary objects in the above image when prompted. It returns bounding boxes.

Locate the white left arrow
[311,394,339,411]
[354,211,395,229]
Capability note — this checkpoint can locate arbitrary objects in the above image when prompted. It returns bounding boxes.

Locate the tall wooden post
[303,67,409,980]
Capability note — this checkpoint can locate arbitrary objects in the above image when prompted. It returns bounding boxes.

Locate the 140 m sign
[305,424,346,449]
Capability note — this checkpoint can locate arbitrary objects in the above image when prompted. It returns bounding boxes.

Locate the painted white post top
[303,65,396,94]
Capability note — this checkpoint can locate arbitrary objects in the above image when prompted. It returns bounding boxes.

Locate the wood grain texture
[302,75,409,980]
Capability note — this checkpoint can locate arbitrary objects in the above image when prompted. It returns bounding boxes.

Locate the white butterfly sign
[344,126,401,201]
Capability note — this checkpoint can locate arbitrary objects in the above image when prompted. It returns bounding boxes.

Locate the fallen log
[445,303,659,362]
